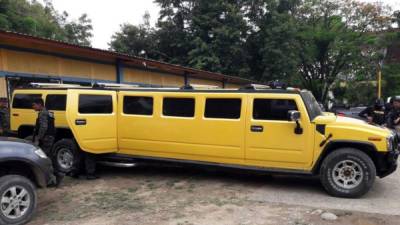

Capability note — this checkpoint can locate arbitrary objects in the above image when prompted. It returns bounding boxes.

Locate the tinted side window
[123,96,153,115]
[253,99,298,120]
[46,95,67,111]
[12,94,42,109]
[79,95,113,114]
[205,98,241,119]
[163,98,195,117]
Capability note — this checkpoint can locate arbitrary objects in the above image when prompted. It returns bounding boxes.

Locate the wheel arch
[312,140,379,175]
[54,128,74,141]
[17,125,35,139]
[0,160,46,188]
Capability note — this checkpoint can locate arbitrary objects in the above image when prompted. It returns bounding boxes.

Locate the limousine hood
[314,114,392,151]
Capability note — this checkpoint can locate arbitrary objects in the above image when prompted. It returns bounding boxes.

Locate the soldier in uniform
[386,97,400,132]
[32,98,55,153]
[0,98,10,136]
[359,99,385,125]
[31,98,64,185]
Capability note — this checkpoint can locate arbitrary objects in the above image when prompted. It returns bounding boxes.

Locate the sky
[40,0,400,50]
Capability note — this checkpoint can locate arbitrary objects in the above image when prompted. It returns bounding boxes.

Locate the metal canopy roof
[0,30,255,84]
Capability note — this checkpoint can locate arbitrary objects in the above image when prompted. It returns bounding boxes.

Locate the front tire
[52,139,82,175]
[320,148,376,198]
[0,175,37,225]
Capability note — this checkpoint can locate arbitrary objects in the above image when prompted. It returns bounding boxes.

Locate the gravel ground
[28,164,400,225]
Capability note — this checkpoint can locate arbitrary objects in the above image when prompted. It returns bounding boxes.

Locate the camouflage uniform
[0,106,10,136]
[33,108,56,155]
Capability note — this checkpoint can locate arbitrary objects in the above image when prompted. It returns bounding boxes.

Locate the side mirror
[288,110,303,135]
[288,110,301,122]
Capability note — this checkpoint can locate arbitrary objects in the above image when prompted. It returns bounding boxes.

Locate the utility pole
[377,48,387,99]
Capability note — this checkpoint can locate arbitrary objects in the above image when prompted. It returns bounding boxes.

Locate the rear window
[12,94,42,109]
[46,94,67,111]
[205,98,241,119]
[163,98,195,117]
[123,96,153,115]
[79,95,113,114]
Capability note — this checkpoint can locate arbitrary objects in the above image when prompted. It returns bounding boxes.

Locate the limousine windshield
[300,91,323,120]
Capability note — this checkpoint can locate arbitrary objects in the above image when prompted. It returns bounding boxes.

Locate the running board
[97,161,137,168]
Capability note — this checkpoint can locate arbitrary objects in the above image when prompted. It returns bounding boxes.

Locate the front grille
[392,135,398,151]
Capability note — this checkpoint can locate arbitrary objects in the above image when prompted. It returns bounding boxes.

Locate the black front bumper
[34,157,57,187]
[376,150,399,178]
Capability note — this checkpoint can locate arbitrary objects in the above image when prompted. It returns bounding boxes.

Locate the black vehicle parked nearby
[0,137,56,225]
[335,106,367,120]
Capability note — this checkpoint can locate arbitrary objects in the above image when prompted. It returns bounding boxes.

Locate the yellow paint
[189,78,222,87]
[117,92,246,162]
[245,94,314,169]
[61,89,392,172]
[10,89,68,131]
[65,89,118,153]
[124,68,184,86]
[313,115,391,152]
[0,77,6,98]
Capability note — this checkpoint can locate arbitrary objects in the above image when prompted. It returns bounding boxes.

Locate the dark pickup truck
[0,137,56,225]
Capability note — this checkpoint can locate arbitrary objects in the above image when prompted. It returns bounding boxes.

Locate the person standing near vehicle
[359,99,385,125]
[32,98,55,153]
[386,97,400,132]
[0,98,10,136]
[31,98,64,185]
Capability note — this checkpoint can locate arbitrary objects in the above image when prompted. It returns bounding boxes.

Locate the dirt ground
[29,164,400,225]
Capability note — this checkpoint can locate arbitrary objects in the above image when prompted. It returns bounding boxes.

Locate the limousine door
[245,94,314,169]
[66,89,118,153]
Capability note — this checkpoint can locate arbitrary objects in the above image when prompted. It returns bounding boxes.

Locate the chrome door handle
[75,119,87,125]
[251,125,263,132]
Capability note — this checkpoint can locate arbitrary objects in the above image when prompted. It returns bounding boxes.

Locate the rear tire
[52,139,82,175]
[320,148,376,198]
[0,175,37,225]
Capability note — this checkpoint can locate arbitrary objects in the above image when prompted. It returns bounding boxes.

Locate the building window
[204,98,241,119]
[46,94,67,111]
[163,98,195,117]
[12,94,42,109]
[123,96,153,115]
[79,95,113,114]
[253,99,298,121]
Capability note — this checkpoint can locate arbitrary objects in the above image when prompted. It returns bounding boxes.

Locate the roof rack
[181,84,221,90]
[239,84,271,90]
[93,82,142,89]
[29,83,85,88]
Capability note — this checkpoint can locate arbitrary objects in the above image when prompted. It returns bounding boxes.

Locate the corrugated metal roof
[0,30,255,84]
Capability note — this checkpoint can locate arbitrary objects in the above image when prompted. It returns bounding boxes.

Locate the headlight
[387,135,394,151]
[34,149,48,159]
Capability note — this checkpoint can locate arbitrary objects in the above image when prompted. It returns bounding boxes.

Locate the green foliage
[383,63,400,97]
[0,0,93,46]
[109,0,395,105]
[333,82,376,107]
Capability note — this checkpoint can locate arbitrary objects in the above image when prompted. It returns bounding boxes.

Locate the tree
[293,0,392,103]
[109,12,156,58]
[0,0,93,46]
[245,0,301,82]
[62,13,93,46]
[109,0,394,105]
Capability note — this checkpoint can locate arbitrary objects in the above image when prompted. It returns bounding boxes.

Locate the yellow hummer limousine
[10,83,399,198]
